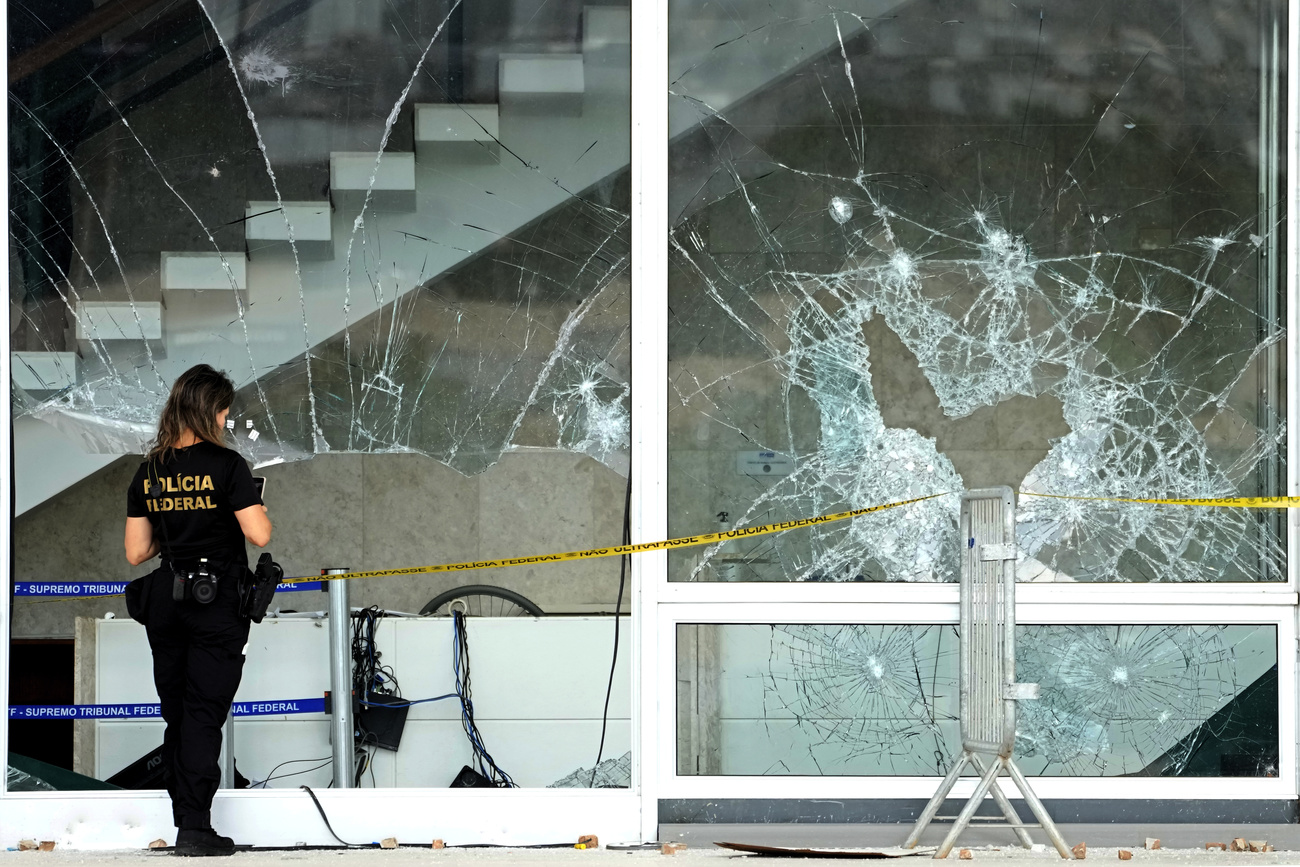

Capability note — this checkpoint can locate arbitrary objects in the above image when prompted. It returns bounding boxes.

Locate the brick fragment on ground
[1205,843,1227,851]
[37,842,55,852]
[578,835,599,849]
[1231,838,1250,852]
[1117,851,1132,861]
[430,840,445,849]
[661,843,687,855]
[1143,838,1160,850]
[17,840,37,851]
[1249,841,1269,853]
[1071,842,1086,859]
[147,839,168,849]
[958,849,972,860]
[379,837,398,849]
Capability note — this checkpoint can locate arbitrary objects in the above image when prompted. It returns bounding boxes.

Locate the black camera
[173,558,220,604]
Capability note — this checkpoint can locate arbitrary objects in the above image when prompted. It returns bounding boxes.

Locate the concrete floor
[7,827,1300,864]
[662,824,1300,850]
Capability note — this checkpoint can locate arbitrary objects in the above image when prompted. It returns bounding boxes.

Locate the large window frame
[649,0,1300,817]
[1,0,1297,846]
[0,0,664,847]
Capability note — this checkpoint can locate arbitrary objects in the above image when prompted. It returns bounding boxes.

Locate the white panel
[238,617,332,701]
[11,352,77,391]
[75,302,163,341]
[389,617,629,719]
[97,618,332,705]
[243,201,332,242]
[376,719,631,789]
[584,6,630,52]
[94,616,630,790]
[95,721,165,780]
[96,621,155,702]
[160,252,246,291]
[232,720,333,789]
[414,104,500,143]
[329,152,415,191]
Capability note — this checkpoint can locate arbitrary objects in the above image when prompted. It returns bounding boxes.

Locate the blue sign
[13,582,129,598]
[9,697,326,720]
[13,580,321,597]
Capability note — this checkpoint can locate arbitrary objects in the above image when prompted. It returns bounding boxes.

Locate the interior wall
[12,446,628,639]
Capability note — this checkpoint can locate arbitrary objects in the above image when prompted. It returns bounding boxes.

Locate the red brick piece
[1071,842,1086,859]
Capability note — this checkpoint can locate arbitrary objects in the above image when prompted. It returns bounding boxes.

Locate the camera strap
[147,458,177,564]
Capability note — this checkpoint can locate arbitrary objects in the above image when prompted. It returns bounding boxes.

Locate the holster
[240,553,283,623]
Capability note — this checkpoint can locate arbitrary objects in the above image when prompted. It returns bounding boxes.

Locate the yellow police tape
[18,490,1300,602]
[1017,492,1300,508]
[292,492,947,585]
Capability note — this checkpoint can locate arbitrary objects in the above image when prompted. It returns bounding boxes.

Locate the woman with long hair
[124,364,271,856]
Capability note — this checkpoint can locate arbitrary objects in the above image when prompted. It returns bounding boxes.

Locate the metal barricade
[904,487,1071,859]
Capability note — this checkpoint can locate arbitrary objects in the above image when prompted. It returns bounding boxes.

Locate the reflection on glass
[10,0,629,790]
[668,0,1287,581]
[677,624,1278,777]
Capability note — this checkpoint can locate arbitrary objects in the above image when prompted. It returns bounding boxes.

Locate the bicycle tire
[419,585,544,617]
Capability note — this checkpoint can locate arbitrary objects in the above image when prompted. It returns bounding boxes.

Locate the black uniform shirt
[126,441,262,566]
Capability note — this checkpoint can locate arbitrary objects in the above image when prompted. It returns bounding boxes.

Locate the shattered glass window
[677,624,1279,776]
[9,0,629,790]
[667,0,1287,582]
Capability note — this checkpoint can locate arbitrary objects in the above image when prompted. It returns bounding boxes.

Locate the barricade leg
[903,751,970,848]
[968,753,1033,849]
[934,755,1004,860]
[1003,757,1072,859]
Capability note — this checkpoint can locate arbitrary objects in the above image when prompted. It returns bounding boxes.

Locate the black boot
[173,828,235,857]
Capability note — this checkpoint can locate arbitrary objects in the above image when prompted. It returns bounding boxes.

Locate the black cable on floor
[590,473,632,787]
[299,785,364,847]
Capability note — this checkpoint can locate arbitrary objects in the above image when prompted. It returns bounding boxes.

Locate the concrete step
[414,103,501,162]
[330,151,416,212]
[75,301,163,342]
[499,53,585,116]
[245,200,333,259]
[160,252,247,292]
[12,351,77,392]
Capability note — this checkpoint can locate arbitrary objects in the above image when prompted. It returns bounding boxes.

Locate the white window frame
[1,0,1296,845]
[648,0,1300,811]
[0,0,668,848]
[656,602,1297,802]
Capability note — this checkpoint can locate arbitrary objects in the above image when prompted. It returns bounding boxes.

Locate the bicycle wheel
[419,585,544,617]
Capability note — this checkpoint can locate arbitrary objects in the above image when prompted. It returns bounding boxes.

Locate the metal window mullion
[630,0,669,842]
[0,0,11,795]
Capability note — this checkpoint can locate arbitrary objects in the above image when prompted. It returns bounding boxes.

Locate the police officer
[124,364,271,856]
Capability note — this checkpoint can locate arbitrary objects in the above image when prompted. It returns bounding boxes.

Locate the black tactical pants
[142,565,250,831]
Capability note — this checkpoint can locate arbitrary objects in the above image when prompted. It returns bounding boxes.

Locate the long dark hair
[148,364,235,461]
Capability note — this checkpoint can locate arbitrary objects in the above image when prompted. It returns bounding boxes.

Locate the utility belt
[154,553,282,623]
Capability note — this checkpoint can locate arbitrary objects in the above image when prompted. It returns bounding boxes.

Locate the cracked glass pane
[667,0,1287,582]
[10,0,629,790]
[678,624,1278,777]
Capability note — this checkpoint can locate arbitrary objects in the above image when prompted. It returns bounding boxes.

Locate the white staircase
[15,1,902,513]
